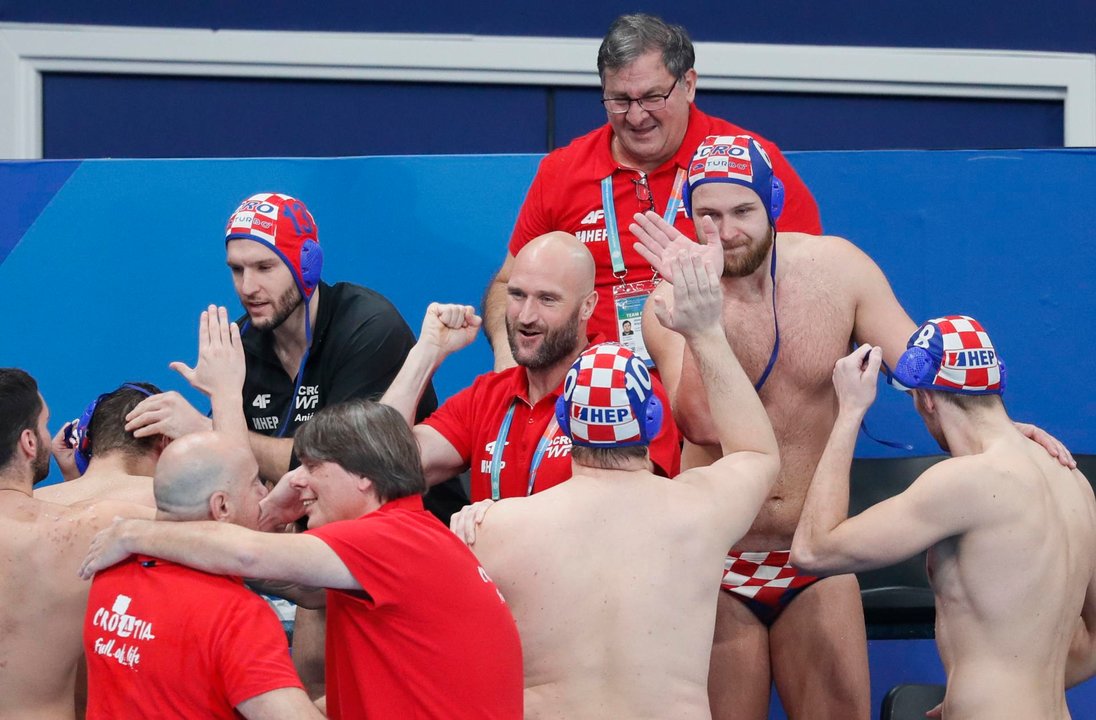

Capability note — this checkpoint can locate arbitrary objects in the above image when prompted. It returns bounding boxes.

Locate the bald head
[153,432,258,521]
[513,232,595,297]
[507,233,598,371]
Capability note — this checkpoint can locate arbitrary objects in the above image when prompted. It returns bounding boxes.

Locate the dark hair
[571,444,649,470]
[293,399,426,502]
[597,13,695,82]
[86,382,162,460]
[0,368,43,470]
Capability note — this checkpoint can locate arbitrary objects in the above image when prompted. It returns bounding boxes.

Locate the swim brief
[720,550,821,626]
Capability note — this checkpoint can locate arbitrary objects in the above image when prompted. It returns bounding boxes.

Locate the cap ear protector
[281,197,323,294]
[892,316,1007,395]
[298,238,323,293]
[73,383,154,474]
[554,347,664,447]
[769,175,785,223]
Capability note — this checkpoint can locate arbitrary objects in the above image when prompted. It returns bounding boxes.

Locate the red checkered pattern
[226,192,291,245]
[720,551,819,608]
[687,135,757,189]
[225,192,319,296]
[928,315,1002,392]
[565,344,645,446]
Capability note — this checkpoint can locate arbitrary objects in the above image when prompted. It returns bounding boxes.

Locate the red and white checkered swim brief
[720,551,821,625]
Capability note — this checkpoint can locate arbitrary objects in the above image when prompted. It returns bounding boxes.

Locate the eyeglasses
[601,80,679,114]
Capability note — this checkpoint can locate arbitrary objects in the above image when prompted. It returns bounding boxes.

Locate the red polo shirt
[307,495,522,720]
[509,104,822,343]
[423,341,681,501]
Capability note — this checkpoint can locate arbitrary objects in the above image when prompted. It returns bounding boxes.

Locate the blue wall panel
[42,77,1065,159]
[43,74,549,158]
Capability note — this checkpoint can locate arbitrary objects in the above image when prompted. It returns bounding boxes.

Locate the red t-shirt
[509,105,822,342]
[422,344,681,501]
[307,495,523,720]
[84,556,302,720]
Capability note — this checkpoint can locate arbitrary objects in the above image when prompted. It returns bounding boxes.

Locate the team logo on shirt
[580,209,605,225]
[252,416,279,431]
[89,594,156,669]
[295,385,320,410]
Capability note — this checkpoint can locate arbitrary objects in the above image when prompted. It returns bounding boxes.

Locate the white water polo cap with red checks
[892,315,1006,395]
[225,193,323,299]
[682,134,785,227]
[555,343,663,448]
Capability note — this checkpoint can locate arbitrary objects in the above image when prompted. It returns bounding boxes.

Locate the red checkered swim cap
[892,315,1006,395]
[225,193,323,299]
[555,343,664,448]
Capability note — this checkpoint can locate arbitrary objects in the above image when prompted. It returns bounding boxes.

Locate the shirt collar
[377,494,425,514]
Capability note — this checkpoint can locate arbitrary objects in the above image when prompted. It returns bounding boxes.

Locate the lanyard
[753,241,780,393]
[488,400,561,500]
[601,168,688,276]
[850,350,914,450]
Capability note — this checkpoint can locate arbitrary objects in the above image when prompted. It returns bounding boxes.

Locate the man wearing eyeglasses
[482,13,822,371]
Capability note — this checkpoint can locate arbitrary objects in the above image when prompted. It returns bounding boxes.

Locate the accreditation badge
[612,278,660,367]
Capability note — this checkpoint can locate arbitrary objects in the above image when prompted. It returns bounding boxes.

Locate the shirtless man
[459,247,779,719]
[0,368,151,720]
[792,319,1096,719]
[36,383,164,508]
[636,134,1076,719]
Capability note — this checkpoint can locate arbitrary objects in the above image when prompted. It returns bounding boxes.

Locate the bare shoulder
[780,232,874,270]
[913,454,1027,517]
[474,497,539,548]
[69,498,155,530]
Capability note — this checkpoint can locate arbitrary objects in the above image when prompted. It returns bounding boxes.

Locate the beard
[249,284,303,332]
[32,435,50,485]
[722,230,774,278]
[507,306,583,370]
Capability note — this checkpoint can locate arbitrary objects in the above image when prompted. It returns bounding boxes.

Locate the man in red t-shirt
[380,231,679,503]
[83,431,318,720]
[482,13,821,370]
[79,314,523,720]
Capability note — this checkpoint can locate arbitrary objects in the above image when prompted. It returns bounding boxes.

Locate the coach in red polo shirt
[382,231,680,502]
[482,13,821,370]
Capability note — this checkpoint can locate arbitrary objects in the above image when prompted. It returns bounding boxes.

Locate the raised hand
[52,422,80,481]
[650,246,722,340]
[171,305,246,399]
[630,211,723,282]
[832,345,881,416]
[419,303,482,359]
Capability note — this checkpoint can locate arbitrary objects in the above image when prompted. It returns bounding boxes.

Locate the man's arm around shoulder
[80,516,358,594]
